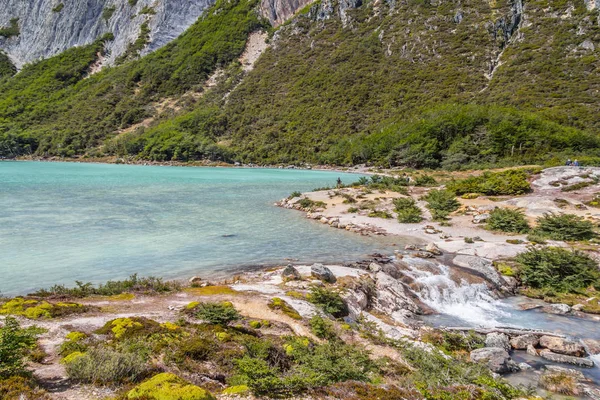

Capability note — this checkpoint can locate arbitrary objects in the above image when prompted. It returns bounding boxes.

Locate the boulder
[572,304,585,312]
[527,344,538,356]
[372,271,420,319]
[412,251,434,258]
[473,213,490,224]
[485,333,511,352]
[542,303,571,315]
[470,347,518,373]
[582,338,600,355]
[189,276,203,285]
[281,264,302,281]
[539,336,586,357]
[369,262,382,273]
[518,362,532,371]
[452,255,506,290]
[510,334,540,350]
[539,349,594,368]
[310,263,336,283]
[425,243,442,255]
[544,365,586,381]
[540,366,585,396]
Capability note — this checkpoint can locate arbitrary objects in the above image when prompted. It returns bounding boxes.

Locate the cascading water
[401,258,511,327]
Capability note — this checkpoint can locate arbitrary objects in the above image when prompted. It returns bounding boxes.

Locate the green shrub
[447,169,532,196]
[414,175,437,187]
[64,346,149,384]
[422,190,460,220]
[367,210,392,219]
[288,191,302,199]
[195,302,240,325]
[51,3,64,12]
[267,298,302,320]
[515,246,600,293]
[309,315,336,340]
[127,373,215,400]
[421,330,485,354]
[393,197,423,223]
[533,213,597,241]
[307,287,348,318]
[296,198,326,210]
[486,208,530,233]
[0,317,41,378]
[96,317,163,340]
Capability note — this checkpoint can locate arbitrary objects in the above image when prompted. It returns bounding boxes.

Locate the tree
[0,317,40,378]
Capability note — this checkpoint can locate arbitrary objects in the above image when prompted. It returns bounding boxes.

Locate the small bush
[195,302,240,325]
[421,330,484,354]
[422,189,460,220]
[534,213,597,241]
[309,315,336,340]
[486,208,530,233]
[447,169,531,196]
[97,317,163,339]
[0,298,90,319]
[393,197,423,223]
[307,287,348,318]
[515,246,600,293]
[0,376,49,399]
[296,198,326,210]
[414,175,437,187]
[64,346,149,384]
[367,210,392,219]
[288,191,302,199]
[0,317,41,378]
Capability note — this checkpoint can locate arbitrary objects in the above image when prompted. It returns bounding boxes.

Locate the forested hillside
[0,0,599,168]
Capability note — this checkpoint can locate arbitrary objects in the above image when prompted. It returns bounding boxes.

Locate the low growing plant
[195,302,240,326]
[533,213,597,241]
[307,287,348,318]
[393,197,423,223]
[486,208,530,233]
[422,189,460,220]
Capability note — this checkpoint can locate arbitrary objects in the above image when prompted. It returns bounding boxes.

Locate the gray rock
[470,347,518,373]
[518,362,532,371]
[310,263,336,283]
[472,213,490,224]
[542,303,571,315]
[539,336,586,357]
[453,255,506,290]
[369,262,382,273]
[544,365,586,381]
[510,334,539,350]
[572,304,585,311]
[582,338,600,355]
[425,243,442,255]
[485,333,511,352]
[527,344,538,356]
[412,251,434,258]
[372,271,420,320]
[189,276,202,285]
[539,349,594,368]
[281,264,301,281]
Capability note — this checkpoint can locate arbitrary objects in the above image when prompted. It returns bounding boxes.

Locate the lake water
[0,161,400,295]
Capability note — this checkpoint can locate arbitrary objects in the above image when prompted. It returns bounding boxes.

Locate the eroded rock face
[0,0,215,68]
[260,0,314,26]
[470,347,518,373]
[372,271,420,320]
[539,336,586,357]
[452,255,508,291]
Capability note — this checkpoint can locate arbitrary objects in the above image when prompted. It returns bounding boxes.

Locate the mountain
[0,0,599,168]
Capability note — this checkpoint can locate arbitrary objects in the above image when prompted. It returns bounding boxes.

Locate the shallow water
[0,161,405,295]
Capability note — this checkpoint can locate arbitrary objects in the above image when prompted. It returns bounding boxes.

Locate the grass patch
[267,298,302,320]
[184,285,238,296]
[447,169,532,196]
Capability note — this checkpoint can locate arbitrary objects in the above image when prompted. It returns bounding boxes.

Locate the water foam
[403,260,510,327]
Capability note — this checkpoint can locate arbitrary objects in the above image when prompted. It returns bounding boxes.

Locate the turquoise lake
[0,161,398,295]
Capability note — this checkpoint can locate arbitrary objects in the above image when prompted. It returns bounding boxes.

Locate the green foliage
[0,18,20,38]
[0,298,90,319]
[422,189,460,220]
[128,0,138,5]
[421,330,485,355]
[296,198,326,210]
[0,0,265,159]
[414,174,437,187]
[533,213,597,241]
[367,210,392,219]
[64,346,149,384]
[52,3,64,12]
[486,208,530,233]
[447,169,532,196]
[102,6,116,21]
[127,372,215,400]
[267,298,302,320]
[31,274,180,297]
[195,302,240,325]
[117,21,151,64]
[0,376,49,399]
[393,197,423,223]
[309,315,337,339]
[0,317,41,378]
[515,246,600,293]
[288,191,302,199]
[139,6,157,15]
[0,51,15,79]
[307,286,348,318]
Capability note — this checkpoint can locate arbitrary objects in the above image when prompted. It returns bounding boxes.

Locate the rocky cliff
[0,0,215,68]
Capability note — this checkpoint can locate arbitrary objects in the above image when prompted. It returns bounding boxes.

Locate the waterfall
[401,258,511,327]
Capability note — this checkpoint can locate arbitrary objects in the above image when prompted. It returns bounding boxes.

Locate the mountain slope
[0,0,599,168]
